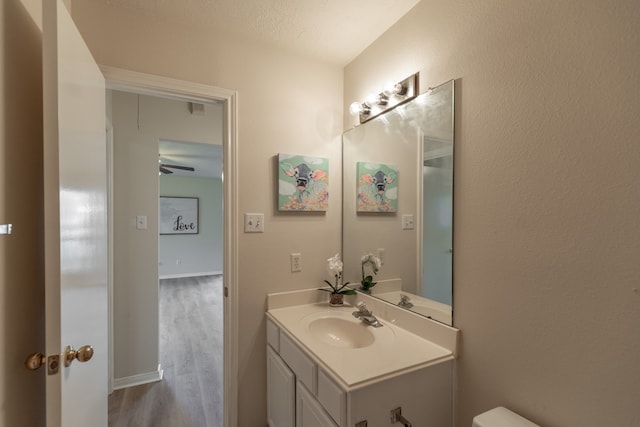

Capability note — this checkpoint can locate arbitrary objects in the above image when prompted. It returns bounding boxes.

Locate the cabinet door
[317,368,345,425]
[296,381,338,427]
[267,347,295,427]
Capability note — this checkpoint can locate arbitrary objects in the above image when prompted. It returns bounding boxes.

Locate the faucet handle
[398,294,413,308]
[356,302,373,317]
[356,301,369,312]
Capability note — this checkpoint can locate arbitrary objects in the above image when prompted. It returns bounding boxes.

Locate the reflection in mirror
[342,80,454,325]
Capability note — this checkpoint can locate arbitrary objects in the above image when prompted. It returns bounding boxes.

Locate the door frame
[101,66,239,427]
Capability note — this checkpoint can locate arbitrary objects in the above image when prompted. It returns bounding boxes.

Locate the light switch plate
[244,213,264,233]
[136,215,147,230]
[402,214,414,230]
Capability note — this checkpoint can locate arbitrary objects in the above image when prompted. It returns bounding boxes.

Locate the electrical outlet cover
[290,253,302,272]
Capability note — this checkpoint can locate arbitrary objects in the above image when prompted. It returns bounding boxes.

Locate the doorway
[102,67,238,427]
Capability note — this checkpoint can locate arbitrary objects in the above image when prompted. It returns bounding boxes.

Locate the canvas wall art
[278,154,329,211]
[160,197,199,234]
[356,162,398,212]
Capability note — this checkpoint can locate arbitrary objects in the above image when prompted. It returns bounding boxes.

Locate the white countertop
[267,299,454,389]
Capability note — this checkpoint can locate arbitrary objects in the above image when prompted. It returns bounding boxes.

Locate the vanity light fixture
[349,72,418,124]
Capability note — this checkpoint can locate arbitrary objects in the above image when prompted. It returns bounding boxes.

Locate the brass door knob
[24,352,47,371]
[64,345,94,367]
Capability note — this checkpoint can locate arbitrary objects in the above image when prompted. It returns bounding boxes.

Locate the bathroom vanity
[266,289,459,427]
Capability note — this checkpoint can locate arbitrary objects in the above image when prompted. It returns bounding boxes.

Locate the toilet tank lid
[472,407,540,427]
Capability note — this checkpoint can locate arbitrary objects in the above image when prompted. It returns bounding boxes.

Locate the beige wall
[0,0,45,426]
[345,1,640,426]
[71,2,344,425]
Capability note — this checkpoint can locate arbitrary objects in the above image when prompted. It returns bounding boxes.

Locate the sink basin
[307,317,375,349]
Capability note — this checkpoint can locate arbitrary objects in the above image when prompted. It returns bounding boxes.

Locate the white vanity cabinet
[266,317,454,427]
[267,346,295,427]
[267,318,338,427]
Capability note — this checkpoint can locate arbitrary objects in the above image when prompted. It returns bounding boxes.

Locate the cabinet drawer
[279,333,317,394]
[266,318,280,352]
[317,368,345,426]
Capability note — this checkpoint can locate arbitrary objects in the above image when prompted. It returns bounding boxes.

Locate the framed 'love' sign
[159,197,199,235]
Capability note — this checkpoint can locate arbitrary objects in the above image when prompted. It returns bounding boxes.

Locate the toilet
[473,407,540,427]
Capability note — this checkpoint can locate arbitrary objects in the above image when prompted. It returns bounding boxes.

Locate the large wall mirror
[342,80,454,325]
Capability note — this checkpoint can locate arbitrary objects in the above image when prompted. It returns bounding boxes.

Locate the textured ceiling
[97,0,420,65]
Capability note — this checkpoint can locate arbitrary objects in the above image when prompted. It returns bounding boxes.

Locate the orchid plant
[320,253,356,295]
[360,253,381,291]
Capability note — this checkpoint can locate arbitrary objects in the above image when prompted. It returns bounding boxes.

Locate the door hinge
[224,286,229,297]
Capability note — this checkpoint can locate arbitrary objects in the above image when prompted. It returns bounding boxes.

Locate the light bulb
[349,101,362,116]
[394,83,408,96]
[376,92,389,106]
[365,93,378,106]
[350,101,371,115]
[384,80,407,96]
[383,80,397,95]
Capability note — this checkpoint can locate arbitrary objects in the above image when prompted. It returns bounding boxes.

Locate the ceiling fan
[159,162,195,175]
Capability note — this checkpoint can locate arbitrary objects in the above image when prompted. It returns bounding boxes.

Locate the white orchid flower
[360,252,381,291]
[361,253,381,274]
[327,253,343,276]
[321,253,354,296]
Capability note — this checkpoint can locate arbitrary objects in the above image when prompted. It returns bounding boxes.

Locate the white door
[43,0,108,425]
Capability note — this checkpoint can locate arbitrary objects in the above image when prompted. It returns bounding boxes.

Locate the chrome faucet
[398,294,413,309]
[352,302,383,327]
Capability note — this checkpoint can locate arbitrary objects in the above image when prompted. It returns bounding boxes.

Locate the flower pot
[329,293,344,306]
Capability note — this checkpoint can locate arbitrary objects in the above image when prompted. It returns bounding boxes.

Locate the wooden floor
[109,275,224,427]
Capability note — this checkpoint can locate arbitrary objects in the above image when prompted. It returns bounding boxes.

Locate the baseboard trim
[113,365,164,390]
[159,271,222,280]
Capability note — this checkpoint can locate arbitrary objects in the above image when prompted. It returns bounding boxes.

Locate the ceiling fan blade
[159,166,173,174]
[161,153,216,159]
[163,164,195,172]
